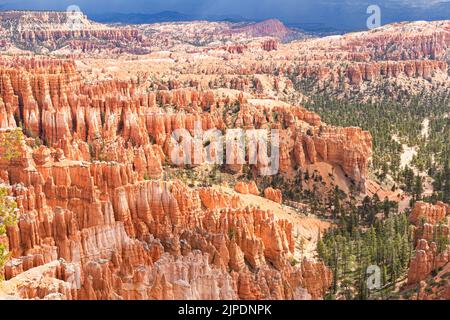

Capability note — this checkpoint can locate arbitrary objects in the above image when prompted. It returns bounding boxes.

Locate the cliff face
[407,202,449,287]
[264,188,282,204]
[0,12,295,55]
[1,140,333,300]
[406,239,449,285]
[0,57,372,187]
[345,60,448,85]
[0,12,448,302]
[413,263,450,300]
[410,201,449,226]
[245,21,449,93]
[1,13,448,100]
[0,57,342,300]
[0,11,145,54]
[341,21,450,62]
[262,39,278,51]
[227,19,291,40]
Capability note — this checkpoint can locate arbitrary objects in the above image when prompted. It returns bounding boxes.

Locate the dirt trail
[392,117,434,197]
[392,134,417,169]
[421,118,430,138]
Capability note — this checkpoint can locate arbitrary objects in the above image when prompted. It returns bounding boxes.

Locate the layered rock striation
[407,202,449,286]
[0,57,341,300]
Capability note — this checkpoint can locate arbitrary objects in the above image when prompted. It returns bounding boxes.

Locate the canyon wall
[407,202,449,286]
[0,57,343,300]
[0,57,372,187]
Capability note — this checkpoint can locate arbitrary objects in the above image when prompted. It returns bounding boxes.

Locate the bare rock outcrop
[406,239,449,285]
[410,201,449,226]
[0,54,372,301]
[234,181,259,195]
[406,202,450,286]
[264,188,282,204]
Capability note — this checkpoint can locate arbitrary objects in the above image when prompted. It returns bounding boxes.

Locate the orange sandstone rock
[264,187,282,204]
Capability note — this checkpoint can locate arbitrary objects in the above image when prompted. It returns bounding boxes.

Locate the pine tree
[382,197,392,219]
[403,167,415,192]
[413,175,424,200]
[317,230,326,261]
[332,241,339,294]
[443,165,450,204]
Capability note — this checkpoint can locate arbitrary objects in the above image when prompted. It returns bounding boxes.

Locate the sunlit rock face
[407,202,449,288]
[0,57,339,300]
[0,11,448,301]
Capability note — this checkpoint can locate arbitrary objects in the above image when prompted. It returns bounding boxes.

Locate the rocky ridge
[405,201,449,297]
[0,56,355,300]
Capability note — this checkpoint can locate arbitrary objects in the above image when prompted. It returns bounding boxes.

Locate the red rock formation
[262,39,278,51]
[226,19,291,40]
[0,56,345,300]
[0,55,373,188]
[406,239,449,285]
[410,201,449,226]
[300,258,333,299]
[0,11,145,54]
[225,44,247,54]
[406,202,450,286]
[264,188,282,204]
[413,264,450,300]
[1,138,332,299]
[199,187,242,209]
[346,60,447,85]
[343,23,450,61]
[235,181,259,195]
[234,182,248,194]
[2,16,448,302]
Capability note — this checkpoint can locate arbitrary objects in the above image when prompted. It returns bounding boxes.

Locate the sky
[1,0,449,30]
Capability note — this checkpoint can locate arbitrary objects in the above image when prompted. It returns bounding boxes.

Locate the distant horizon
[1,8,449,34]
[1,0,449,32]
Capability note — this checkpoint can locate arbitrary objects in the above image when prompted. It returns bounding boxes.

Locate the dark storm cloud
[2,0,448,13]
